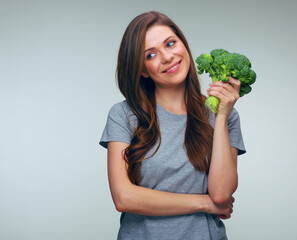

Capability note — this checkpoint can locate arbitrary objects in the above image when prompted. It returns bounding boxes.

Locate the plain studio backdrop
[0,0,296,239]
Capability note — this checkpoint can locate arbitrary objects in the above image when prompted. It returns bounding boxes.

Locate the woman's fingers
[207,87,238,104]
[219,213,231,220]
[207,80,240,99]
[207,85,230,98]
[206,79,241,117]
[217,197,235,220]
[227,77,241,92]
[225,196,235,218]
[207,195,235,220]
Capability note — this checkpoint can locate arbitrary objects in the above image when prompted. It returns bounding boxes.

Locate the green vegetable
[195,48,256,114]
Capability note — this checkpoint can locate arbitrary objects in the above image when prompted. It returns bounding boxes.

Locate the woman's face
[142,25,190,89]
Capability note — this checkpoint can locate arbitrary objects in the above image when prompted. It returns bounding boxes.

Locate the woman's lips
[163,61,181,73]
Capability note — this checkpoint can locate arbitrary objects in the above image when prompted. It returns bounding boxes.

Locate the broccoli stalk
[195,48,256,114]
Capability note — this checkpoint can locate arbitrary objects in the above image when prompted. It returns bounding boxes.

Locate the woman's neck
[155,85,187,115]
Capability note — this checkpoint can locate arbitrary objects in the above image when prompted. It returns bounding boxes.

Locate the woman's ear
[142,72,149,78]
[141,67,149,78]
[142,64,149,78]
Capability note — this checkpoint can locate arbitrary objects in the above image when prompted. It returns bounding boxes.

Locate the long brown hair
[117,11,213,185]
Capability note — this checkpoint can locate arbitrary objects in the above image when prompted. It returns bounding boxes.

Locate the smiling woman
[99,11,246,240]
[142,25,190,88]
[142,25,191,115]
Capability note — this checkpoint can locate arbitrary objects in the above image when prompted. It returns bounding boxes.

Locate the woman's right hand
[204,195,235,219]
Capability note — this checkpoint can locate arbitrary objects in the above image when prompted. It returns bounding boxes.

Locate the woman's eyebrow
[144,36,175,53]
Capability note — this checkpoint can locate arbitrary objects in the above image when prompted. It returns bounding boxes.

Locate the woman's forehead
[144,25,176,49]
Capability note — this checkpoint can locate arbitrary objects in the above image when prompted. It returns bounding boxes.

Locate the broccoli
[195,48,256,114]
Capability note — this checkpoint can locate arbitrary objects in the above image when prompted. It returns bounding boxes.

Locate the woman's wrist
[214,113,228,124]
[198,194,211,213]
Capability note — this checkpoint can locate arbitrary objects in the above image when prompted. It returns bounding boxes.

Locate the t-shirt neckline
[156,103,187,119]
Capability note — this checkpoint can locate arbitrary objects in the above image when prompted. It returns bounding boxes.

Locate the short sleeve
[99,101,136,149]
[208,108,246,156]
[227,108,246,155]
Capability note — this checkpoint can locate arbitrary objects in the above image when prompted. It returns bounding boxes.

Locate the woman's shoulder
[110,100,129,111]
[109,99,129,111]
[100,100,136,149]
[108,100,133,116]
[109,100,132,113]
[108,100,137,126]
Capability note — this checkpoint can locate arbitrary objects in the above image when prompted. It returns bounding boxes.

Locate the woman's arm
[206,77,241,205]
[107,141,234,217]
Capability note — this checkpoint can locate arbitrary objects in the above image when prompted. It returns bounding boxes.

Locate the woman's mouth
[163,61,182,73]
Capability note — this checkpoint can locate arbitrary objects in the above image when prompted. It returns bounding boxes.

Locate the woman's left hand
[207,77,241,118]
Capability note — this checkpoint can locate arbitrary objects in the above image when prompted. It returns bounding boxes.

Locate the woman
[100,11,246,240]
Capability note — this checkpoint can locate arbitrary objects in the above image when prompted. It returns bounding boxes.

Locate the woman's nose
[161,51,174,63]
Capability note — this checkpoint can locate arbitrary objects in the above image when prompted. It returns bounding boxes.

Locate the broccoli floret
[195,54,214,75]
[195,48,256,114]
[210,48,229,58]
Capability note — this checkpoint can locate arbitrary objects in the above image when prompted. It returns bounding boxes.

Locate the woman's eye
[146,52,156,60]
[167,41,175,47]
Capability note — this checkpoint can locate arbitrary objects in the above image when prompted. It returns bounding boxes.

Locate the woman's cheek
[148,62,159,75]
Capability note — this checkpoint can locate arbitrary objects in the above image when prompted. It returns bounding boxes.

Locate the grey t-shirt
[100,100,246,240]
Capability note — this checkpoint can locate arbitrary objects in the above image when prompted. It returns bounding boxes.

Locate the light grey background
[1,0,296,239]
